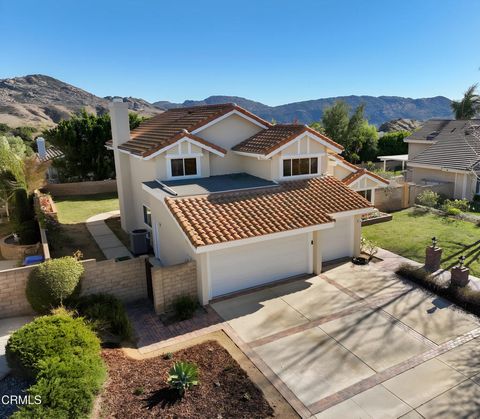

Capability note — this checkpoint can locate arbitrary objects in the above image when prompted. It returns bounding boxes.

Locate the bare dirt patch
[100,340,274,418]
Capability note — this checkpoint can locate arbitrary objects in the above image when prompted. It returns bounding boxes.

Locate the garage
[209,233,311,297]
[321,216,354,262]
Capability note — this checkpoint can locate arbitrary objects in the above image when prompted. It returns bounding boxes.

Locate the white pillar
[353,215,362,257]
[383,160,386,171]
[312,230,323,274]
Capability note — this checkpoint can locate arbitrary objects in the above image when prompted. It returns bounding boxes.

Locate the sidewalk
[0,316,33,379]
[86,210,132,260]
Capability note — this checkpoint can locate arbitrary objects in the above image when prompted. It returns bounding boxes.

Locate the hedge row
[6,310,106,418]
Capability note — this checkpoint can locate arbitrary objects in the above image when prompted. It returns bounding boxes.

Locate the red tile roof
[232,124,344,155]
[343,168,389,186]
[114,103,270,157]
[166,176,372,247]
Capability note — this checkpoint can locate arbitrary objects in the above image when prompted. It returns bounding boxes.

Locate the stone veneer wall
[0,256,148,319]
[151,260,197,314]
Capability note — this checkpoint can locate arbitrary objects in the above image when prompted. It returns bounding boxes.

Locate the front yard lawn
[101,341,274,418]
[363,208,480,276]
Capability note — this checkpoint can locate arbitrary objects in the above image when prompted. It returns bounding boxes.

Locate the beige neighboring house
[107,100,388,304]
[405,119,480,200]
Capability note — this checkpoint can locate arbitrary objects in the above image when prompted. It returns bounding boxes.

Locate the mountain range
[0,74,453,129]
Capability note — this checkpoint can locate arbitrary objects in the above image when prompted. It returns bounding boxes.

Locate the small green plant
[172,295,197,321]
[163,352,174,360]
[167,361,199,395]
[416,190,440,208]
[133,387,144,396]
[360,237,378,261]
[445,207,462,216]
[26,256,84,314]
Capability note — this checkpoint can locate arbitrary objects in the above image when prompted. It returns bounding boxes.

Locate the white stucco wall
[197,114,263,175]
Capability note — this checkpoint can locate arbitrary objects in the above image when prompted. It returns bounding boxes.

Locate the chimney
[36,137,47,159]
[109,98,130,147]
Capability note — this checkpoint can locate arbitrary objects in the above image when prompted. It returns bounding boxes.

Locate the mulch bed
[101,341,274,418]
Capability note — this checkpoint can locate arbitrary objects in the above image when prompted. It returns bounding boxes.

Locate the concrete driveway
[212,261,480,418]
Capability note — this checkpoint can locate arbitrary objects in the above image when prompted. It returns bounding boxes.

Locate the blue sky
[2,0,479,105]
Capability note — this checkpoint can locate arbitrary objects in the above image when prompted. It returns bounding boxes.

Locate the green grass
[54,193,119,224]
[363,208,480,277]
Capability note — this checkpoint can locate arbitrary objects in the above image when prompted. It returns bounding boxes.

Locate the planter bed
[101,340,274,418]
[0,234,39,260]
[361,212,393,226]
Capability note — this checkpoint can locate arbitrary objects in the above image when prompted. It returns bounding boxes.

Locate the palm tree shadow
[144,387,181,410]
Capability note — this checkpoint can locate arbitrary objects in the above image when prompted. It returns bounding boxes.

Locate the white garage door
[321,217,354,262]
[210,234,310,298]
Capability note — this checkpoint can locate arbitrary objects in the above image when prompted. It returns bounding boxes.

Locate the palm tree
[451,84,480,119]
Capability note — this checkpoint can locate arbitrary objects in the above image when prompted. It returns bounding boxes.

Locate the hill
[0,74,162,128]
[155,95,452,126]
[0,74,453,129]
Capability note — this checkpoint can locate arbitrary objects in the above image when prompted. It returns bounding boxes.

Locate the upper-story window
[282,157,318,177]
[170,158,198,177]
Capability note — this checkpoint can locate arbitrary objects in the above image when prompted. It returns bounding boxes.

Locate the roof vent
[426,131,439,140]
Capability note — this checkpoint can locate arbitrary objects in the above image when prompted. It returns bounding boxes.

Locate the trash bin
[130,229,149,255]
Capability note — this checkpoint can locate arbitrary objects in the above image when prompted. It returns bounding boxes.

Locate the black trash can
[130,229,149,255]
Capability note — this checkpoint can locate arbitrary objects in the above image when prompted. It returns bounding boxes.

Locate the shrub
[445,207,462,216]
[6,311,100,378]
[16,219,40,245]
[74,293,133,341]
[416,190,440,208]
[172,295,197,321]
[167,361,199,395]
[7,312,105,419]
[442,199,470,213]
[396,263,434,286]
[26,257,84,313]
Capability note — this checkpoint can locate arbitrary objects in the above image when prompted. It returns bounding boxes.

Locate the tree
[317,101,378,163]
[451,84,480,119]
[377,131,410,156]
[43,110,146,181]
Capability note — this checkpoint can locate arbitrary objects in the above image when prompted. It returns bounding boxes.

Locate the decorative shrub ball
[26,256,84,313]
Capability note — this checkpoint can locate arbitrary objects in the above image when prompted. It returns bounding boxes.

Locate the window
[171,158,197,177]
[358,190,372,202]
[143,205,152,227]
[282,157,319,177]
[476,178,480,195]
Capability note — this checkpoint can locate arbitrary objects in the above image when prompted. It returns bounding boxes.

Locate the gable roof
[343,168,389,186]
[232,124,343,156]
[409,120,480,171]
[166,175,372,247]
[110,103,270,157]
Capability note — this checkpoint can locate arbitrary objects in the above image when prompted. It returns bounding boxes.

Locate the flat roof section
[143,173,279,197]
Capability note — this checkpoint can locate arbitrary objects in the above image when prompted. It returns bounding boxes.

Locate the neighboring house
[107,100,387,304]
[405,119,480,200]
[36,137,64,182]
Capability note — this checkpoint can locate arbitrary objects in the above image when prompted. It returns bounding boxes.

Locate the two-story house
[405,119,480,200]
[107,100,388,304]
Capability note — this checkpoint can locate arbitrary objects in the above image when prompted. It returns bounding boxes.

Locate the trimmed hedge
[6,311,101,378]
[74,293,133,341]
[6,311,106,418]
[26,257,84,314]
